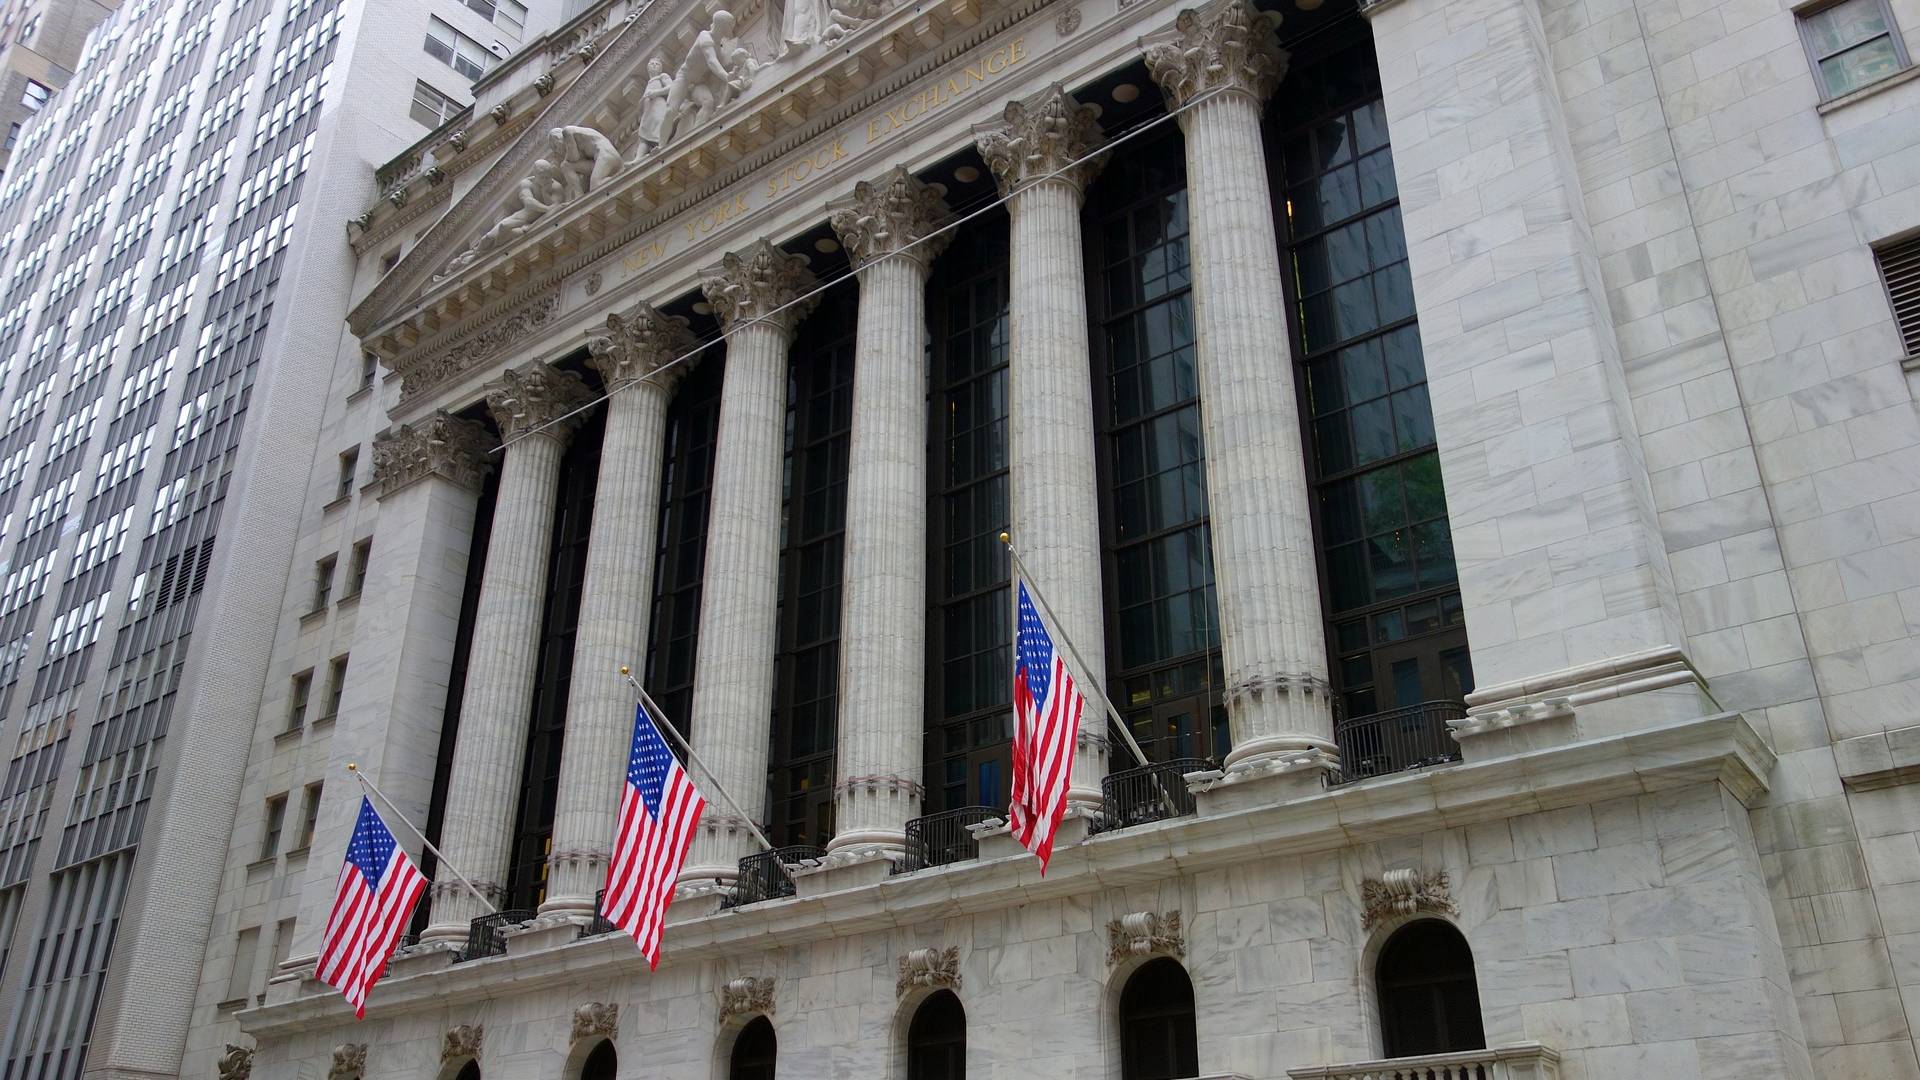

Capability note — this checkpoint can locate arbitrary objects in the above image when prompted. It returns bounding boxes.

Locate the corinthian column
[974,87,1111,815]
[1144,1,1336,779]
[421,362,593,943]
[823,167,952,860]
[679,239,819,884]
[540,305,697,917]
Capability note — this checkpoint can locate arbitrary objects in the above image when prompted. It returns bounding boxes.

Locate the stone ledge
[1288,1042,1559,1080]
[1835,725,1920,790]
[236,712,1770,1034]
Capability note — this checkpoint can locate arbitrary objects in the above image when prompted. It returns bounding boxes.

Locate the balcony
[457,908,534,962]
[1332,700,1466,783]
[726,845,825,907]
[1095,757,1207,834]
[1287,1043,1560,1080]
[902,806,997,872]
[578,889,617,940]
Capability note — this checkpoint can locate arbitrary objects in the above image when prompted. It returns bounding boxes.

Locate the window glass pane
[1349,398,1394,465]
[1390,659,1423,708]
[1370,530,1413,600]
[1806,0,1889,54]
[1819,35,1902,94]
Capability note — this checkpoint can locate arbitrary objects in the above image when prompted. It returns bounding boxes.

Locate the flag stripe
[605,701,706,969]
[1010,581,1085,873]
[318,797,429,1019]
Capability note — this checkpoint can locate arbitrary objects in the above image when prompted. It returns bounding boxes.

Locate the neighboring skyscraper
[0,0,119,178]
[0,0,559,1075]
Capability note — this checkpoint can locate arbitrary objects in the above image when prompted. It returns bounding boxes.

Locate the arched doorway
[1118,958,1198,1080]
[454,1063,480,1080]
[906,989,966,1080]
[1376,920,1486,1057]
[579,1039,616,1080]
[729,1016,777,1080]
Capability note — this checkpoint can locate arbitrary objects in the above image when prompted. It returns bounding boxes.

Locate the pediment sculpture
[656,10,760,149]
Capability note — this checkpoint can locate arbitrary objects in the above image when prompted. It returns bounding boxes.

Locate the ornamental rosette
[828,166,954,270]
[482,362,594,441]
[972,84,1109,197]
[1143,0,1289,108]
[699,239,820,333]
[587,303,697,390]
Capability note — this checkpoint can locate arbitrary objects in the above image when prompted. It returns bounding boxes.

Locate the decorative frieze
[1360,869,1456,931]
[1141,0,1288,108]
[827,165,953,269]
[395,291,560,407]
[719,977,775,1022]
[328,1043,367,1080]
[586,303,697,390]
[442,1023,484,1064]
[973,84,1109,197]
[371,411,496,497]
[1106,911,1184,965]
[216,1044,253,1080]
[571,1002,619,1042]
[700,238,820,332]
[483,362,595,442]
[896,946,961,996]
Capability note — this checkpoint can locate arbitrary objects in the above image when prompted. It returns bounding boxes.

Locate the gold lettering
[1011,36,1025,63]
[964,64,983,85]
[986,47,1007,74]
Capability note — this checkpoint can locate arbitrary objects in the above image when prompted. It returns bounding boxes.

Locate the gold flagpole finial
[619,664,631,675]
[999,531,1011,544]
[346,762,358,772]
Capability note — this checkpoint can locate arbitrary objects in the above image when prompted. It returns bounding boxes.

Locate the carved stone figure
[719,976,776,1021]
[629,56,673,159]
[821,0,884,44]
[549,125,624,202]
[660,10,756,147]
[1105,910,1184,965]
[371,411,496,496]
[779,0,829,54]
[572,1001,620,1042]
[1142,0,1288,108]
[1360,868,1456,930]
[328,1043,367,1080]
[217,1044,253,1080]
[442,1023,484,1065]
[439,158,565,280]
[895,946,961,996]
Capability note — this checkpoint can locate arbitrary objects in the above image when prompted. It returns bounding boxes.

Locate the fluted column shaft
[827,168,951,854]
[422,364,590,942]
[681,240,819,883]
[1146,0,1336,771]
[976,87,1111,812]
[541,308,694,914]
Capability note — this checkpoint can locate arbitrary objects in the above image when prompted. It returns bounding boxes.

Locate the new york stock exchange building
[192,0,1920,1070]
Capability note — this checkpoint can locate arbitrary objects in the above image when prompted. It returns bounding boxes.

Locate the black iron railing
[458,908,534,962]
[1331,700,1466,783]
[901,806,997,872]
[578,888,617,939]
[1099,758,1207,833]
[729,845,824,907]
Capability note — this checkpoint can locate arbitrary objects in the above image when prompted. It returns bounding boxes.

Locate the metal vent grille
[1879,233,1920,361]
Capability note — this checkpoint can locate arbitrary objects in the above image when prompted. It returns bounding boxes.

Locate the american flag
[602,700,705,968]
[1011,580,1084,873]
[318,796,428,1018]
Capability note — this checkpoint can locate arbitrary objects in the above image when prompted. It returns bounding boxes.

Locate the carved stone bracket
[328,1044,367,1080]
[217,1043,253,1080]
[371,411,496,497]
[1361,869,1456,930]
[442,1024,484,1065]
[1224,669,1332,709]
[719,976,775,1022]
[827,165,954,270]
[587,303,697,391]
[973,84,1110,197]
[395,291,561,407]
[700,238,821,333]
[1106,911,1184,965]
[572,1001,619,1043]
[483,362,595,442]
[896,946,961,996]
[1142,0,1289,108]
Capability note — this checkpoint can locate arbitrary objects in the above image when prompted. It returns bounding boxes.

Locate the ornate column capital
[828,166,954,271]
[972,84,1109,198]
[371,411,497,497]
[587,303,698,391]
[483,362,594,442]
[699,238,821,333]
[1142,0,1289,108]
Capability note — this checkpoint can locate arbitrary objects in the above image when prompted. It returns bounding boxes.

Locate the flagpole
[344,763,498,915]
[618,667,797,887]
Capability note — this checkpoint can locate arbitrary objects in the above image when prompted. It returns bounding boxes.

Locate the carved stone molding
[587,303,697,391]
[827,165,954,270]
[396,291,561,408]
[700,239,821,333]
[1360,869,1455,930]
[719,976,775,1022]
[834,773,925,799]
[217,1043,253,1080]
[483,362,595,442]
[1106,910,1184,965]
[1142,0,1289,108]
[371,411,496,497]
[1055,4,1081,34]
[442,1023,484,1065]
[973,84,1110,197]
[328,1043,367,1080]
[896,946,961,996]
[571,1001,619,1043]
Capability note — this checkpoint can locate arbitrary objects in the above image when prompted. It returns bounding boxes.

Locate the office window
[270,918,297,972]
[335,448,358,501]
[360,350,379,391]
[4,122,18,151]
[312,555,336,610]
[346,539,371,598]
[409,79,462,130]
[1378,920,1487,1056]
[294,782,323,851]
[225,927,260,1003]
[261,795,287,859]
[1796,0,1910,98]
[464,0,526,34]
[1875,233,1919,361]
[425,16,493,80]
[20,80,48,112]
[323,655,348,722]
[286,669,313,731]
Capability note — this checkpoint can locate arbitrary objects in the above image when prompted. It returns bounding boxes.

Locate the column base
[417,923,470,947]
[1190,748,1337,816]
[536,893,597,919]
[792,848,899,897]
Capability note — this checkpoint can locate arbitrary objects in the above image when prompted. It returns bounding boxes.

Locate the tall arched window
[578,1040,616,1080]
[1376,920,1485,1057]
[1118,958,1198,1080]
[729,1016,777,1080]
[907,989,966,1080]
